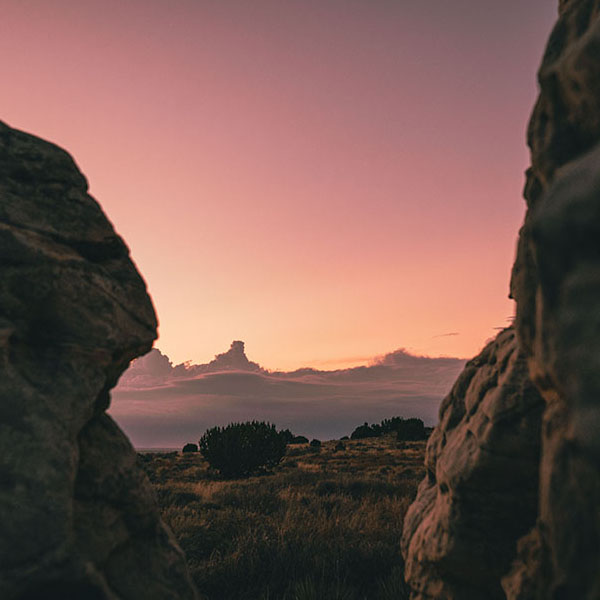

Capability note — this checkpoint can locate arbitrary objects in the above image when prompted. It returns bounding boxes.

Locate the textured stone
[504,2,600,598]
[401,329,544,599]
[0,121,197,599]
[404,2,600,599]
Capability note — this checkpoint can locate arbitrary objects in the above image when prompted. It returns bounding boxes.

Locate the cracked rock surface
[0,121,197,599]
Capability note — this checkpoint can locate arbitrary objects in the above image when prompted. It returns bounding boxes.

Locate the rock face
[401,329,545,599]
[402,2,600,599]
[0,122,197,599]
[505,1,600,596]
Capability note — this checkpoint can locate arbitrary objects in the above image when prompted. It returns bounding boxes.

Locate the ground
[139,435,426,600]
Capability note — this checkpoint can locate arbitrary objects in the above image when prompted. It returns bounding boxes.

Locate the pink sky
[2,1,557,370]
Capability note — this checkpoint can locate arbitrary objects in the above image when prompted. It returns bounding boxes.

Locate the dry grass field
[139,436,426,600]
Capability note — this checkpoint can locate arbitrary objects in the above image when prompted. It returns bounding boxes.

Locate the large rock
[401,329,544,599]
[505,1,600,595]
[403,2,600,599]
[0,122,197,599]
[504,142,600,600]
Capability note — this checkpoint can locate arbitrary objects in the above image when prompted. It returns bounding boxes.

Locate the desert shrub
[182,442,198,453]
[351,423,381,440]
[351,417,428,441]
[309,439,321,448]
[199,421,287,478]
[289,435,309,444]
[279,429,295,444]
[395,418,426,441]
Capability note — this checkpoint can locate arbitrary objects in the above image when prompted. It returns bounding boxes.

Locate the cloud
[431,332,460,338]
[110,342,466,448]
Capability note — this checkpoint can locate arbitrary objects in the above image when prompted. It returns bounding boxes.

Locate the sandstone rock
[504,2,600,598]
[400,329,544,599]
[404,2,600,599]
[0,122,197,599]
[504,144,600,600]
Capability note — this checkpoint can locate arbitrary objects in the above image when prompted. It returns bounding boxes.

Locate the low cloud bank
[110,341,466,448]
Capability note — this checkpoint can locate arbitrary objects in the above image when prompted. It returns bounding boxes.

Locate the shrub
[350,417,428,441]
[199,421,287,478]
[309,439,322,448]
[395,418,426,441]
[182,442,199,453]
[279,429,295,444]
[351,423,380,440]
[290,435,309,445]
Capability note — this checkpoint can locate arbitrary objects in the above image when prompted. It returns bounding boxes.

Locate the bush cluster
[351,417,427,441]
[289,435,309,444]
[199,421,287,478]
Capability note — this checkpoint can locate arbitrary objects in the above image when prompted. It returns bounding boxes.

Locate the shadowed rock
[403,2,600,599]
[0,122,197,599]
[401,330,544,599]
[505,2,600,598]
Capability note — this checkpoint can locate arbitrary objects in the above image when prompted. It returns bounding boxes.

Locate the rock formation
[401,330,545,599]
[0,122,197,599]
[402,2,600,599]
[505,0,600,596]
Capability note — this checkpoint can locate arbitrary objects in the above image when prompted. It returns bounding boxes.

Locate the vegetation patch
[140,435,426,599]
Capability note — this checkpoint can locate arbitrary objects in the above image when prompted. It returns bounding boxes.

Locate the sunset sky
[2,1,557,370]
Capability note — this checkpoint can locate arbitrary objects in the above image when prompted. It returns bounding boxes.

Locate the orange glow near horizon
[1,1,557,371]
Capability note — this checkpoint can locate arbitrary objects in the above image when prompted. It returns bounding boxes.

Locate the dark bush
[334,441,346,452]
[309,439,321,448]
[351,423,380,440]
[279,429,295,444]
[350,417,428,440]
[395,418,427,441]
[182,442,199,453]
[289,435,309,444]
[199,421,287,478]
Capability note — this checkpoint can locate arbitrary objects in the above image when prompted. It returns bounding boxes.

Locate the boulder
[401,329,544,599]
[403,2,600,598]
[0,122,197,599]
[505,1,600,597]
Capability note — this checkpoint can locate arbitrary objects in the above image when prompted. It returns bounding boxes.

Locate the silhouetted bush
[309,439,321,448]
[351,423,380,439]
[199,421,287,478]
[279,429,295,444]
[182,443,199,453]
[395,418,427,441]
[351,417,428,441]
[289,435,309,444]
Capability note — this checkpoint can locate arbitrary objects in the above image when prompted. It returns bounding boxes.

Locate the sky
[1,0,558,370]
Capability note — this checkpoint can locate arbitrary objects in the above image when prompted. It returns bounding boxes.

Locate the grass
[139,435,425,600]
